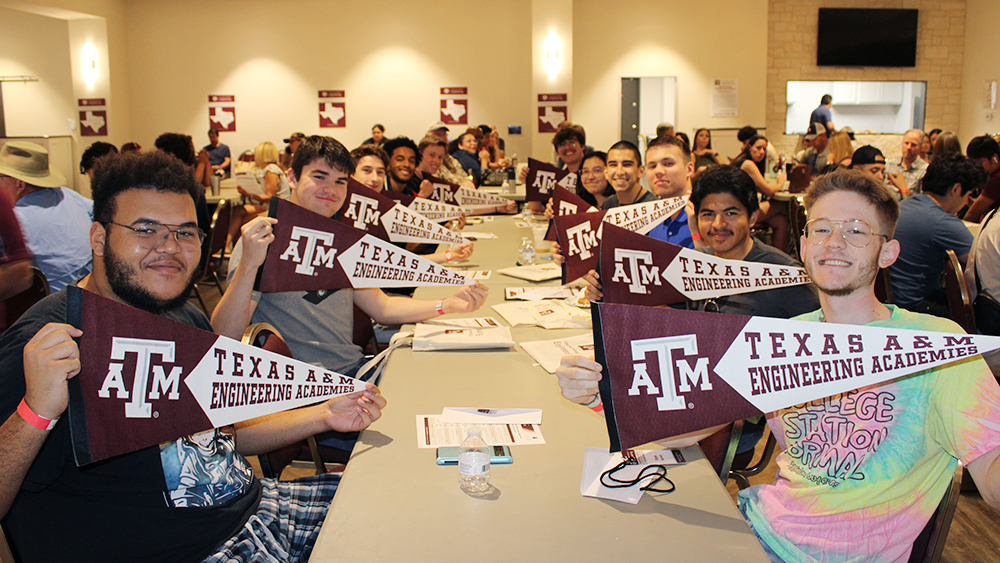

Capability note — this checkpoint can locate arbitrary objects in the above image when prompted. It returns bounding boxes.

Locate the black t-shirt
[0,288,261,563]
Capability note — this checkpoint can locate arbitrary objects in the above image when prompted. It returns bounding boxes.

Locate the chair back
[3,267,49,329]
[730,431,778,490]
[698,419,744,482]
[208,199,231,264]
[787,195,807,256]
[943,249,976,333]
[788,164,812,193]
[875,267,895,305]
[908,461,963,563]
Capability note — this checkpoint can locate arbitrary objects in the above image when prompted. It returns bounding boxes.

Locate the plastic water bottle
[517,237,536,266]
[501,179,511,194]
[458,427,490,492]
[522,205,532,222]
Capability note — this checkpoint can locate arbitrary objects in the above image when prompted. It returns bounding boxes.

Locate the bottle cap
[468,427,482,437]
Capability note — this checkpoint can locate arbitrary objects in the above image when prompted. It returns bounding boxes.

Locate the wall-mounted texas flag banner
[424,175,462,205]
[409,197,464,223]
[339,179,467,246]
[454,186,514,212]
[255,198,471,293]
[552,185,597,217]
[65,287,364,465]
[526,158,578,202]
[593,302,1000,452]
[552,196,688,283]
[599,224,810,306]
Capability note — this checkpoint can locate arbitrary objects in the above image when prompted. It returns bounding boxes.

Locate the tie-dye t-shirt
[738,305,1000,563]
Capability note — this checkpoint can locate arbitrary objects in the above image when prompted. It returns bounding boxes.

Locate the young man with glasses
[0,151,386,562]
[557,169,1000,562]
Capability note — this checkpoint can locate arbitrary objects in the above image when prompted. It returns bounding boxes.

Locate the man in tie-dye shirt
[737,169,1000,562]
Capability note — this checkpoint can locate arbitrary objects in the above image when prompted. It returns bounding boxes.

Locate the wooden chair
[787,195,807,256]
[191,199,231,315]
[2,267,49,330]
[907,462,963,563]
[875,267,895,305]
[698,419,744,482]
[730,430,778,490]
[241,322,335,478]
[943,249,976,334]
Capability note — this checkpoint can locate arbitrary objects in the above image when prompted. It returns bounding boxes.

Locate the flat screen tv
[817,8,918,67]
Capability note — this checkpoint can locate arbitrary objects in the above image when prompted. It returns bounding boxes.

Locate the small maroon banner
[340,179,397,241]
[319,90,345,98]
[424,175,462,206]
[553,210,607,283]
[78,98,106,107]
[319,102,346,128]
[441,87,468,95]
[525,158,577,202]
[208,95,235,103]
[79,110,108,137]
[440,99,468,125]
[209,107,236,132]
[538,93,568,102]
[538,106,568,133]
[384,189,415,206]
[551,185,597,217]
[65,287,364,465]
[600,224,686,306]
[256,198,470,293]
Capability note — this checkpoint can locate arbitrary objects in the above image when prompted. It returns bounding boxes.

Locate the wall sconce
[82,42,98,87]
[543,31,561,79]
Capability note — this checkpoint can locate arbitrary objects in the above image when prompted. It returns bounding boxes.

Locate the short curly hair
[91,150,201,225]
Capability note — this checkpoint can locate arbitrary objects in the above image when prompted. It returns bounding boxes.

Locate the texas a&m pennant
[340,178,467,246]
[552,185,597,217]
[525,158,577,202]
[553,196,688,283]
[454,185,514,212]
[424,174,462,205]
[65,286,365,465]
[592,302,1000,452]
[599,224,810,306]
[409,197,464,223]
[256,198,471,293]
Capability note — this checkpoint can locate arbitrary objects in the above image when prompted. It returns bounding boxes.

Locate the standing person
[203,128,231,177]
[808,94,835,136]
[692,128,725,177]
[732,135,790,252]
[213,135,488,378]
[228,141,288,246]
[557,169,1000,563]
[362,124,385,147]
[0,142,93,293]
[0,150,386,562]
[886,129,928,195]
[889,155,986,317]
[963,135,1000,223]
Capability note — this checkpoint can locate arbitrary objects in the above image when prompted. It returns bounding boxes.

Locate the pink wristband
[691,232,702,241]
[18,398,59,431]
[589,402,605,413]
[436,299,446,315]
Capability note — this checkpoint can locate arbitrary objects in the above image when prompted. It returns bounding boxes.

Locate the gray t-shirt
[229,239,362,373]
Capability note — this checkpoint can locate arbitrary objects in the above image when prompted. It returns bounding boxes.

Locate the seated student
[228,141,288,247]
[383,136,428,199]
[0,150,386,562]
[601,140,657,209]
[451,130,485,186]
[889,155,986,317]
[213,135,488,378]
[962,135,1000,223]
[850,145,907,197]
[79,142,118,178]
[732,134,790,252]
[0,141,94,293]
[557,169,1000,563]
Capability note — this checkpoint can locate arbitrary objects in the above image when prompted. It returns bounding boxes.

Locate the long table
[309,216,769,562]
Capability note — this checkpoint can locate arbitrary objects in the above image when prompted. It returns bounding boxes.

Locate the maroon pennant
[552,185,597,217]
[339,178,397,241]
[383,189,415,206]
[424,174,462,205]
[65,287,364,464]
[600,224,686,306]
[553,210,608,283]
[525,158,578,202]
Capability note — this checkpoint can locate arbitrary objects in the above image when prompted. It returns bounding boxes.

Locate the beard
[104,244,196,315]
[814,252,881,298]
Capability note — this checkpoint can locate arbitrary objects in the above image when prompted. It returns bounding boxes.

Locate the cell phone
[436,445,513,465]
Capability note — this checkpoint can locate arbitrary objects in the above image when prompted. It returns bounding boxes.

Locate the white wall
[572,0,768,154]
[123,0,533,160]
[960,0,1000,143]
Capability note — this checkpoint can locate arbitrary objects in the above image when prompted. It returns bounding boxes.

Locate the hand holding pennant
[525,158,578,202]
[64,286,368,465]
[340,178,467,246]
[551,185,597,217]
[592,302,1000,452]
[255,198,472,293]
[552,196,688,284]
[599,224,810,306]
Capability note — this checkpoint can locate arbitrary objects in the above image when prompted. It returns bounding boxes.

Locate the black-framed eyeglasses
[803,219,887,249]
[106,221,206,250]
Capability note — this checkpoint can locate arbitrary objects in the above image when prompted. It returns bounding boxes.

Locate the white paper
[421,317,504,328]
[581,447,686,504]
[415,415,546,448]
[497,263,562,282]
[520,334,595,374]
[440,408,542,425]
[711,79,739,118]
[234,172,265,195]
[492,300,591,329]
[459,231,498,240]
[505,286,576,301]
[412,324,514,351]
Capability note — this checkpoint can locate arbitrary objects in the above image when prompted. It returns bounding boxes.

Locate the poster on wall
[208,95,237,132]
[319,90,346,128]
[710,80,738,118]
[537,93,568,133]
[440,87,468,125]
[79,98,108,137]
